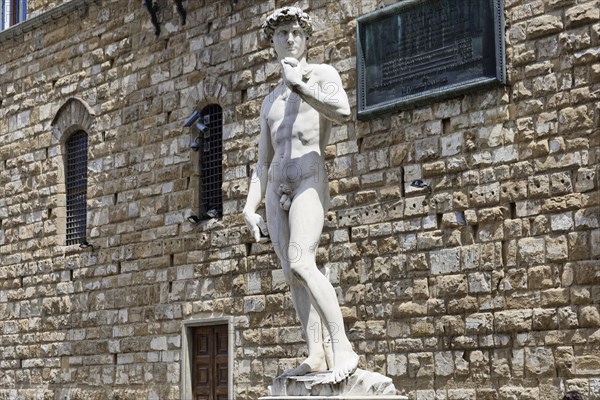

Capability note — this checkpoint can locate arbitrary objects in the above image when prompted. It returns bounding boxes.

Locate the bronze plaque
[357,0,505,119]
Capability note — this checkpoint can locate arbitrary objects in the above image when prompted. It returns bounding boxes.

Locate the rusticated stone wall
[0,0,599,399]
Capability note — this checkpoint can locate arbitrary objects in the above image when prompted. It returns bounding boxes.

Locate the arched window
[65,130,88,245]
[198,104,223,219]
[51,97,94,247]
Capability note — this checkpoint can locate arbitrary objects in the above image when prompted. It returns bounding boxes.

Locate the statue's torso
[264,81,329,195]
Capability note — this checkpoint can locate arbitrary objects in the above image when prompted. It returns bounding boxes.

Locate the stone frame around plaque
[356,0,506,119]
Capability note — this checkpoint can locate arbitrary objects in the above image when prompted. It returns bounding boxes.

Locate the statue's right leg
[266,189,328,376]
[286,187,359,383]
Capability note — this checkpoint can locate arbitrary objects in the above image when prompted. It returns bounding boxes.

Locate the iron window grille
[199,104,223,220]
[1,0,26,30]
[65,130,88,246]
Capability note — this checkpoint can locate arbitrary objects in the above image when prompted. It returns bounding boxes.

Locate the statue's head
[261,7,313,40]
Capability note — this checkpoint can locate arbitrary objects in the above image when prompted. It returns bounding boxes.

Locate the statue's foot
[277,357,328,378]
[334,350,359,382]
[316,350,359,384]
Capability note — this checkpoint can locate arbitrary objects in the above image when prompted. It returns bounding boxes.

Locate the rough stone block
[394,301,427,318]
[574,207,600,228]
[435,274,468,297]
[580,305,600,327]
[558,306,580,328]
[559,106,593,133]
[433,351,454,377]
[468,272,492,294]
[570,261,600,285]
[566,3,600,28]
[495,310,533,332]
[243,296,265,313]
[546,235,569,261]
[592,229,600,259]
[386,353,407,377]
[430,247,461,275]
[465,313,494,333]
[568,231,591,260]
[575,168,597,192]
[417,231,443,250]
[527,15,563,39]
[408,352,434,379]
[517,237,545,265]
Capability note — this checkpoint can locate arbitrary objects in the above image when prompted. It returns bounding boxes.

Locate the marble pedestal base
[260,397,407,400]
[260,369,406,399]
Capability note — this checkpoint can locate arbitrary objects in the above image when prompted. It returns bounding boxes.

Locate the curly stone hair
[261,6,313,39]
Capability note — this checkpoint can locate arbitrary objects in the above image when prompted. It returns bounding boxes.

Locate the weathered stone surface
[1,0,599,399]
[527,15,564,38]
[565,3,600,27]
[517,238,545,265]
[495,310,533,332]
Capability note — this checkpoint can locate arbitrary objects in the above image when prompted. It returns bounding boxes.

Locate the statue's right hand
[243,211,269,243]
[281,57,303,89]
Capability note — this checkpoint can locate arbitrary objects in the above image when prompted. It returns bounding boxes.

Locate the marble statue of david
[243,7,359,384]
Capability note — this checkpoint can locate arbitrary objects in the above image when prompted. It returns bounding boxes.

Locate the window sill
[58,243,93,255]
[0,0,97,43]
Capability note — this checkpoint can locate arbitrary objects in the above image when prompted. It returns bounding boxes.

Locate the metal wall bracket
[174,0,186,25]
[144,0,160,36]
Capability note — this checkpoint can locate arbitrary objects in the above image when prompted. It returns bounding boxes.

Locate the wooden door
[192,325,229,400]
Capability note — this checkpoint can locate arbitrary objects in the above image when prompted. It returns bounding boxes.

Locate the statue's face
[272,21,307,59]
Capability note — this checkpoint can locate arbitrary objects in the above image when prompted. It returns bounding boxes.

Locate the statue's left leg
[287,187,359,383]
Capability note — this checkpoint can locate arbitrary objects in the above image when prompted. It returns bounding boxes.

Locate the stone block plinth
[261,369,406,399]
[260,397,407,399]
